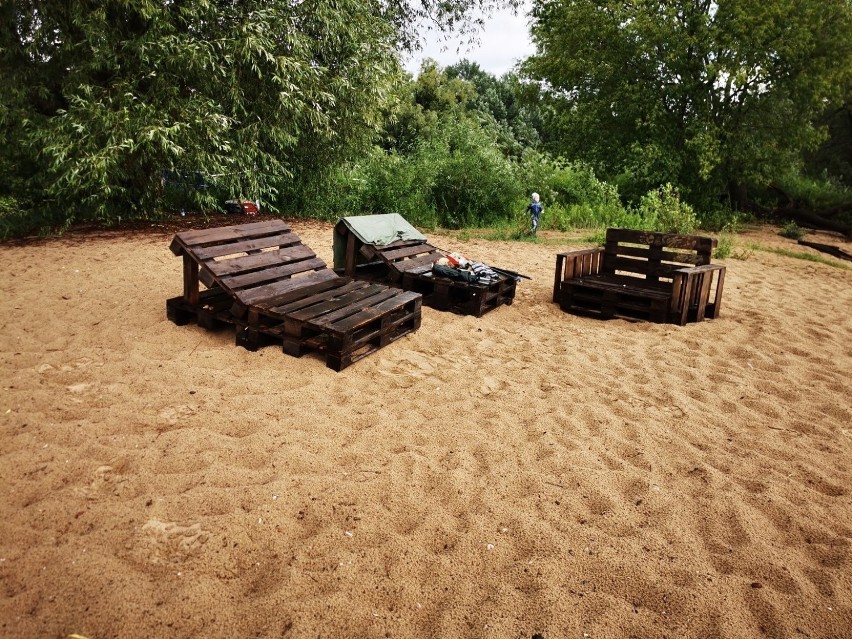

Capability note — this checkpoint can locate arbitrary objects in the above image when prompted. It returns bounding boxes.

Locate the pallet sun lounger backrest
[361,240,443,282]
[166,220,421,370]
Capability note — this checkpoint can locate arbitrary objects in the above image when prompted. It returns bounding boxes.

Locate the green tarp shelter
[333,214,427,271]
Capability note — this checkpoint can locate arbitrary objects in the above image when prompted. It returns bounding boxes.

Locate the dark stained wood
[173,220,289,248]
[236,270,342,307]
[335,222,517,317]
[286,284,393,323]
[220,255,325,290]
[391,253,444,274]
[554,228,725,325]
[190,232,302,260]
[377,243,440,262]
[206,245,322,277]
[166,221,422,370]
[265,281,370,315]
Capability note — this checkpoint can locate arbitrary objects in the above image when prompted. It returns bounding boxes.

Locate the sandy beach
[1,219,850,639]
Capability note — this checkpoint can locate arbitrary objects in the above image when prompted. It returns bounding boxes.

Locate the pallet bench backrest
[602,228,717,283]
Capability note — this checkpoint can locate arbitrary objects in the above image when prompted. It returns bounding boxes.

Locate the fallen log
[772,209,852,238]
[797,240,852,262]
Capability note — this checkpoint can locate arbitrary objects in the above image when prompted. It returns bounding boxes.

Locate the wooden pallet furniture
[553,228,725,325]
[166,220,422,370]
[334,216,518,317]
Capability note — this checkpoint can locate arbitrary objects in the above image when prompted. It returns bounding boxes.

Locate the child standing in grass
[526,192,543,236]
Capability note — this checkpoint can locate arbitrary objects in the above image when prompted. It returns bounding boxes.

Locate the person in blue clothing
[526,192,543,236]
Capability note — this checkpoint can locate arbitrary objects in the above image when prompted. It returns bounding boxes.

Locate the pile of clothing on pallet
[432,252,502,285]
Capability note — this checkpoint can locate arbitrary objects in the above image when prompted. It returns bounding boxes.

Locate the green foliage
[698,207,752,233]
[774,171,852,214]
[524,0,852,207]
[780,221,807,240]
[583,229,607,246]
[320,116,522,228]
[638,184,698,234]
[1,0,403,229]
[762,246,849,269]
[713,217,754,260]
[514,150,632,231]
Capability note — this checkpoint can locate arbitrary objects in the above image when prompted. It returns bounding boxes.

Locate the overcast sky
[403,2,535,77]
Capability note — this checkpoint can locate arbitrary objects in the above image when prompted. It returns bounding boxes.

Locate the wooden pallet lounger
[166,220,422,370]
[334,214,518,317]
[553,228,725,325]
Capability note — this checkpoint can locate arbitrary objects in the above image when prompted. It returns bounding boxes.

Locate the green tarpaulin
[333,213,426,270]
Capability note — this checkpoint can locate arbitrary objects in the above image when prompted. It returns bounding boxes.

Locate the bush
[639,184,697,233]
[424,118,522,228]
[698,206,750,232]
[779,221,806,240]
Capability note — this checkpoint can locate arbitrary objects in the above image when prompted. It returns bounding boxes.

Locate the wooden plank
[605,228,715,253]
[236,269,340,306]
[285,284,391,323]
[344,230,357,276]
[377,243,439,262]
[220,256,326,290]
[573,278,671,299]
[605,256,689,279]
[606,243,705,266]
[391,253,441,274]
[174,220,289,247]
[307,288,403,328]
[319,291,421,335]
[263,281,370,315]
[190,232,302,260]
[206,245,322,277]
[182,254,199,305]
[405,263,435,276]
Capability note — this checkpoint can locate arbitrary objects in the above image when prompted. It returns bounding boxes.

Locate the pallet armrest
[671,264,726,325]
[553,248,604,303]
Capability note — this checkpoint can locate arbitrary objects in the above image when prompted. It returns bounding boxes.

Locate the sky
[403,2,535,77]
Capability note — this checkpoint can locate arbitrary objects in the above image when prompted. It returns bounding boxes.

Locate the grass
[742,243,851,270]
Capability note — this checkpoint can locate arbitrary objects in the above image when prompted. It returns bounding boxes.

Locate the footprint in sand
[376,350,437,386]
[60,357,102,372]
[73,458,131,500]
[158,404,197,425]
[140,519,210,564]
[479,376,504,396]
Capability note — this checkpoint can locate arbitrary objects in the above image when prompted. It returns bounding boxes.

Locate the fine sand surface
[1,220,850,639]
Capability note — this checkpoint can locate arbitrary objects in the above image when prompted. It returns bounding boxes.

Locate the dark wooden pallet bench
[553,228,726,325]
[336,225,517,318]
[166,220,422,370]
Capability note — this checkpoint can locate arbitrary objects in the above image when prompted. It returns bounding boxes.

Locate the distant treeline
[2,0,850,238]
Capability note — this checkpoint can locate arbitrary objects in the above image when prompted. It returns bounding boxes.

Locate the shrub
[779,221,806,240]
[639,183,697,234]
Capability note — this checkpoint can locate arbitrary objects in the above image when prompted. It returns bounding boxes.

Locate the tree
[523,0,852,208]
[0,1,521,230]
[0,0,404,225]
[446,60,548,156]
